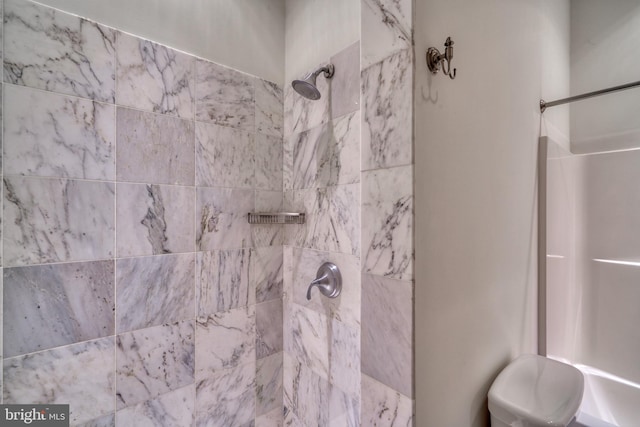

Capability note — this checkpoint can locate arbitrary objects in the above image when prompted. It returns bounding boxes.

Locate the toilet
[488,354,584,427]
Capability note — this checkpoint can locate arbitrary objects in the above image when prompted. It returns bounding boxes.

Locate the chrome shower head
[292,64,335,100]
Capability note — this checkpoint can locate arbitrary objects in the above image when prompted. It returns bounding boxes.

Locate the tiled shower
[1,0,415,426]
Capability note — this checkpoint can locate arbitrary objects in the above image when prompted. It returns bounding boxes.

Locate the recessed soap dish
[247,212,305,225]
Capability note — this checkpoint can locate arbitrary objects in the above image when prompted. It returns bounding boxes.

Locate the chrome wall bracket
[426,36,457,80]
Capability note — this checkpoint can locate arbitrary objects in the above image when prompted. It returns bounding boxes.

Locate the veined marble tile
[116,253,195,333]
[284,246,360,327]
[3,337,115,425]
[256,353,283,416]
[195,306,255,376]
[76,413,115,427]
[116,32,195,119]
[289,111,360,190]
[255,133,283,191]
[330,42,361,119]
[196,249,252,317]
[256,407,283,427]
[195,59,255,131]
[196,187,253,251]
[116,321,195,409]
[362,274,413,397]
[284,304,329,381]
[283,70,329,137]
[361,49,413,170]
[3,0,116,102]
[195,361,256,427]
[252,246,283,303]
[116,183,195,257]
[283,353,358,427]
[362,166,413,280]
[115,384,195,427]
[328,318,360,399]
[252,191,284,248]
[4,84,115,180]
[4,261,115,358]
[284,184,360,256]
[361,0,412,69]
[116,107,195,186]
[195,121,255,188]
[3,176,115,267]
[256,299,283,359]
[361,374,413,427]
[255,79,283,138]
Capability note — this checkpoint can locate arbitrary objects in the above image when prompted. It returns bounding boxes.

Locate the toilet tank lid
[488,355,584,427]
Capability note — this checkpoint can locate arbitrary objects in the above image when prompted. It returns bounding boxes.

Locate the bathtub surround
[283,39,363,426]
[2,1,283,426]
[360,0,415,423]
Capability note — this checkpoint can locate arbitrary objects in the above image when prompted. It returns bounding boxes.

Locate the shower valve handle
[306,262,342,300]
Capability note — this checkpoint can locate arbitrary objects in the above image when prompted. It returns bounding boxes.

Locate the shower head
[292,64,335,100]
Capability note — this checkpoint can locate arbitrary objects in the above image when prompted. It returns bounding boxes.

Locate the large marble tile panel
[255,79,284,138]
[330,42,360,119]
[361,0,412,69]
[195,361,256,427]
[195,306,255,376]
[4,261,114,358]
[252,246,283,303]
[197,249,252,316]
[361,374,414,427]
[3,337,115,425]
[196,187,253,251]
[116,32,195,119]
[252,191,283,248]
[284,246,360,327]
[116,183,195,257]
[289,111,360,190]
[116,321,195,409]
[362,274,413,397]
[195,121,254,188]
[284,303,329,380]
[256,408,283,427]
[283,70,329,137]
[283,353,358,427]
[255,133,283,191]
[256,353,283,416]
[77,413,115,427]
[362,166,413,280]
[328,318,361,399]
[195,59,255,130]
[256,299,283,359]
[3,176,115,267]
[284,184,360,256]
[361,49,413,170]
[116,107,195,185]
[3,0,116,102]
[116,253,195,333]
[4,84,115,180]
[115,384,195,427]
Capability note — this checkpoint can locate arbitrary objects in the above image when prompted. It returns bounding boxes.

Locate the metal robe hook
[426,36,457,80]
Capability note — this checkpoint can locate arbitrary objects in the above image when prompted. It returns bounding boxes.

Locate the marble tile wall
[360,0,415,425]
[283,40,362,426]
[1,1,284,426]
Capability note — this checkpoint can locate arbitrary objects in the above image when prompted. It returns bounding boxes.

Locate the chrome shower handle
[306,262,342,300]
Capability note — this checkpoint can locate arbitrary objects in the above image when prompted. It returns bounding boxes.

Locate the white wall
[34,0,286,84]
[570,0,640,153]
[414,0,570,425]
[284,0,359,83]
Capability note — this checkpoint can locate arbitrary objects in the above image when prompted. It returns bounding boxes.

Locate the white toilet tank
[488,354,584,427]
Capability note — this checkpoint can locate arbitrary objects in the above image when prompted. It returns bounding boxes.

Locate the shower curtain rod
[540,79,640,112]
